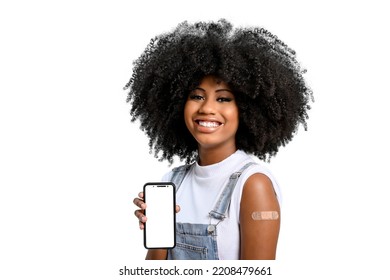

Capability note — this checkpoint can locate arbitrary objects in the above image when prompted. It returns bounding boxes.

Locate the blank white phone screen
[144,183,175,249]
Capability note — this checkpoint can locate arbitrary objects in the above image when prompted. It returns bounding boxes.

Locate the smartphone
[143,182,176,249]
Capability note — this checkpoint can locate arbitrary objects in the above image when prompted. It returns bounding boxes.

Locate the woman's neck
[197,145,237,166]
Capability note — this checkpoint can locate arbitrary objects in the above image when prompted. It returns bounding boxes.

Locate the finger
[133,197,147,209]
[176,205,181,213]
[134,209,147,223]
[138,192,144,199]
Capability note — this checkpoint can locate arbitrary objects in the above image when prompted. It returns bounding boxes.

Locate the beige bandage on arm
[251,211,279,220]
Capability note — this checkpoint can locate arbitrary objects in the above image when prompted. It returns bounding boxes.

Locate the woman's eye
[217,97,233,102]
[189,94,204,101]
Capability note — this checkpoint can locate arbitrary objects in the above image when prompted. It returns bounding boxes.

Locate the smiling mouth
[196,120,222,128]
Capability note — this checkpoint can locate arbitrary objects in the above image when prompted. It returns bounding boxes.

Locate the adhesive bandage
[251,211,279,220]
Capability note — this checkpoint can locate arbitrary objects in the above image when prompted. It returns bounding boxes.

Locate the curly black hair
[125,19,312,164]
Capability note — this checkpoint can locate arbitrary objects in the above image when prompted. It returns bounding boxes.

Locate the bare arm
[239,173,280,260]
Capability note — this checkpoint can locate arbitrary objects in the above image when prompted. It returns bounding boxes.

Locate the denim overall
[167,162,256,260]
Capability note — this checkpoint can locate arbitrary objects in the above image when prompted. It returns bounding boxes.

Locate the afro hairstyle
[125,19,312,164]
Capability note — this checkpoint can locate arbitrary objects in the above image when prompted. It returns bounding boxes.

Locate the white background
[1,0,389,279]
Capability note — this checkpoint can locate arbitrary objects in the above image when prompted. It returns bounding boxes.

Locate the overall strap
[170,164,193,193]
[209,162,257,220]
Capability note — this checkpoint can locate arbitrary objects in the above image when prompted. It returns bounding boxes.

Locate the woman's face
[184,75,239,153]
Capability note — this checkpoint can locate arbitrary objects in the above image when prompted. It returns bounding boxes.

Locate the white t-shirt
[162,150,281,260]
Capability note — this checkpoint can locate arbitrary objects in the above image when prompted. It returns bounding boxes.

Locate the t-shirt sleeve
[237,164,283,207]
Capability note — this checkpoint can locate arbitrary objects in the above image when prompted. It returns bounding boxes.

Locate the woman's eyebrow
[216,89,233,93]
[194,87,205,92]
[194,87,233,93]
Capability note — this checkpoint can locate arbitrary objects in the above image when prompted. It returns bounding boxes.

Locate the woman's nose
[198,98,216,114]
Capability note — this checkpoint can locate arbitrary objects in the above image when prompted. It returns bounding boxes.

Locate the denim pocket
[171,242,208,260]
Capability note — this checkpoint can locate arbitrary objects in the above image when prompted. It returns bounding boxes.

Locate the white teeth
[198,121,220,128]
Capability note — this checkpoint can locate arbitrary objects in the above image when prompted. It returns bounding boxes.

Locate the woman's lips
[194,120,223,133]
[197,120,221,128]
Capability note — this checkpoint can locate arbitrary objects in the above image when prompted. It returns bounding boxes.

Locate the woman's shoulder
[242,173,278,202]
[236,154,282,205]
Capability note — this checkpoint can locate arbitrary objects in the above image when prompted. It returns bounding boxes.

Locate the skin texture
[133,75,280,259]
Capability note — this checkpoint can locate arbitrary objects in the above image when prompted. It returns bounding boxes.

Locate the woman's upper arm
[239,173,281,260]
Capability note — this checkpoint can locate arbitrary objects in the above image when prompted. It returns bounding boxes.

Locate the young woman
[126,19,312,260]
